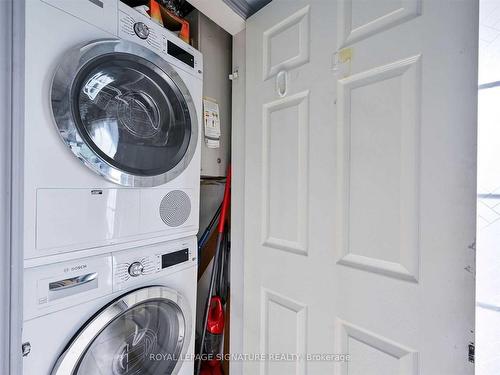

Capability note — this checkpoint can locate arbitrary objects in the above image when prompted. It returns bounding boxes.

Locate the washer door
[51,39,198,187]
[51,286,192,375]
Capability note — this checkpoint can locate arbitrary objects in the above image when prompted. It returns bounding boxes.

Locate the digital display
[167,41,194,68]
[161,248,189,269]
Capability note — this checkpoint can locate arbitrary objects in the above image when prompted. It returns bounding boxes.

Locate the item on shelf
[149,0,164,26]
[157,0,193,17]
[159,6,190,43]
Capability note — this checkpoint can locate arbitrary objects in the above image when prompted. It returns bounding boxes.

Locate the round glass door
[51,39,198,187]
[51,287,192,375]
[76,300,184,374]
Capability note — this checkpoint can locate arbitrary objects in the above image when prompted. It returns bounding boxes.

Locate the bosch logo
[70,264,88,272]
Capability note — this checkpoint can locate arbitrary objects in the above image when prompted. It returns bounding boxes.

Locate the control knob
[128,261,144,277]
[133,22,150,39]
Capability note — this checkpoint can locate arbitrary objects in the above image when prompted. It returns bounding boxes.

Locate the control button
[128,261,144,277]
[134,22,150,39]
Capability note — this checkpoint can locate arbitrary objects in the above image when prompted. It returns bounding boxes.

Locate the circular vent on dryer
[159,190,191,227]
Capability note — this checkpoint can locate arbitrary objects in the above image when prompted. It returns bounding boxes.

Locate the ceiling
[222,0,272,18]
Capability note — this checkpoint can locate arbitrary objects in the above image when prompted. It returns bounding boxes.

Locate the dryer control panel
[118,2,203,79]
[112,236,196,291]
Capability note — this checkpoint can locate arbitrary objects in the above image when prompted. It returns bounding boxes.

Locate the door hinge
[468,342,474,363]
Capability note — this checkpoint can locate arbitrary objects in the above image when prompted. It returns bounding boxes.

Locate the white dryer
[22,236,197,375]
[23,0,202,261]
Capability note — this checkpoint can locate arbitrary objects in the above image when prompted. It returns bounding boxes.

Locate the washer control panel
[115,255,158,285]
[112,237,194,291]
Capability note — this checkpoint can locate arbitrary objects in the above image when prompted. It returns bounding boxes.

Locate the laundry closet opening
[122,0,235,372]
[15,0,238,373]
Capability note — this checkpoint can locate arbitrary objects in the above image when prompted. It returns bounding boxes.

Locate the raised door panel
[263,6,310,80]
[337,56,421,282]
[338,0,421,46]
[261,289,307,375]
[336,320,418,375]
[262,92,309,255]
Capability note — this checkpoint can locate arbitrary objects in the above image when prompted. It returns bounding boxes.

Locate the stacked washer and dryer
[21,1,202,374]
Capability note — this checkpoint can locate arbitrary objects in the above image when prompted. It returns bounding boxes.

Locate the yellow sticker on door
[339,48,353,63]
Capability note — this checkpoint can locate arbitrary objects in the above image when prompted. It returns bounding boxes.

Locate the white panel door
[242,0,478,374]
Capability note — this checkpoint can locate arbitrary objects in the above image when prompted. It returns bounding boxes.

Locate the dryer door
[51,39,198,187]
[51,286,192,375]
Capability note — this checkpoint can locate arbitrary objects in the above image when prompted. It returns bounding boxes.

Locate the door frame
[229,28,246,375]
[1,0,25,373]
[0,0,13,372]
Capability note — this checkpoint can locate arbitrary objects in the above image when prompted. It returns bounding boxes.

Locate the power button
[134,22,150,39]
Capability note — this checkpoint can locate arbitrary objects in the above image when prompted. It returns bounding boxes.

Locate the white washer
[23,0,203,261]
[22,236,197,375]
